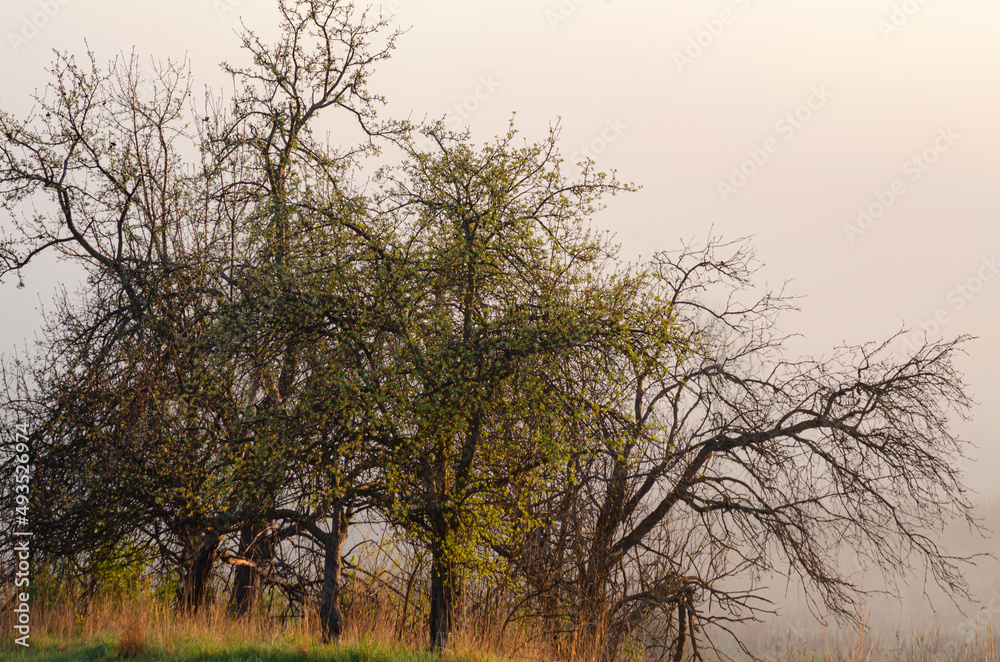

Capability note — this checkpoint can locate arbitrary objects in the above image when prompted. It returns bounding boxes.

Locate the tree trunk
[319,508,350,643]
[230,523,272,616]
[672,599,688,662]
[576,457,627,659]
[180,536,219,613]
[429,534,456,651]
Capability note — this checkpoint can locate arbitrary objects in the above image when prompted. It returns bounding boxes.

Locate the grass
[2,641,499,661]
[5,592,1000,661]
[736,618,1000,662]
[0,596,518,662]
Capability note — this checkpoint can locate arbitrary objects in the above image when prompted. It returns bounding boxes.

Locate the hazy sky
[2,0,998,502]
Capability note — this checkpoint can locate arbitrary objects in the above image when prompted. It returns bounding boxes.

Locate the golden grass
[0,591,559,662]
[4,590,1000,661]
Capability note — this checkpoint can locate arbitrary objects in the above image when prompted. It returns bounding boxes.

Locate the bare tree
[507,237,978,661]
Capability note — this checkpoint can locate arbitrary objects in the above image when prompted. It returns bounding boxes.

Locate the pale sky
[2,0,998,507]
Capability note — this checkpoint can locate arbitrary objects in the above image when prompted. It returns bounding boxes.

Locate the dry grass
[0,591,556,662]
[733,617,1000,662]
[5,589,1000,661]
[2,595,309,659]
[115,614,148,659]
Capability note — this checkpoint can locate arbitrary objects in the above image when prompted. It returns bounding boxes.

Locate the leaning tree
[504,236,978,661]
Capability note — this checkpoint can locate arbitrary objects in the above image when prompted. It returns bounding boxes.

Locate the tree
[201,0,398,617]
[0,47,256,610]
[506,237,978,660]
[0,0,399,629]
[362,122,638,650]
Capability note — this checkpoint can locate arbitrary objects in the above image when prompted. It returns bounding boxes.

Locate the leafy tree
[0,47,252,609]
[201,0,398,617]
[0,0,398,626]
[366,122,637,649]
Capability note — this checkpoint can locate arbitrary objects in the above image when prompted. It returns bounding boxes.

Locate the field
[0,598,512,662]
[3,596,1000,662]
[3,503,998,662]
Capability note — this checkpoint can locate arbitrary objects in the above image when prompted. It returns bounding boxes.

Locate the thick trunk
[319,508,350,643]
[180,536,219,613]
[429,536,456,651]
[230,524,273,616]
[230,555,255,616]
